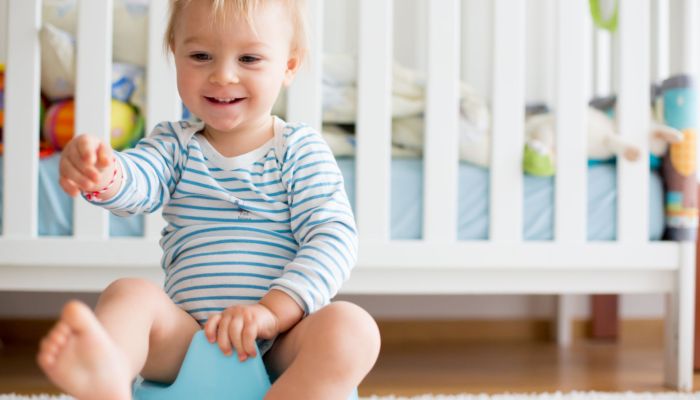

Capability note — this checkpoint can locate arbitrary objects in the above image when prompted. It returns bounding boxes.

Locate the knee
[316,302,381,369]
[101,278,162,302]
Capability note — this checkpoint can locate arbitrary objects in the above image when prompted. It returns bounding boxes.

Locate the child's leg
[263,301,381,400]
[37,278,200,400]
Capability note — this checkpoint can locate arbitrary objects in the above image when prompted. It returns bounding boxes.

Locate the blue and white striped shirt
[95,117,358,324]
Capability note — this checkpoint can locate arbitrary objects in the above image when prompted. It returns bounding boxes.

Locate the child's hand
[204,303,280,361]
[59,135,115,197]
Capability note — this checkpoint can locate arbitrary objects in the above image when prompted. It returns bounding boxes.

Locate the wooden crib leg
[591,295,618,340]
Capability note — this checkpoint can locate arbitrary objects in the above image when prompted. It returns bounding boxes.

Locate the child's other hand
[59,135,114,197]
[204,304,280,361]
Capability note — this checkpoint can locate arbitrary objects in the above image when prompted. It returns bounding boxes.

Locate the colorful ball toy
[43,98,143,151]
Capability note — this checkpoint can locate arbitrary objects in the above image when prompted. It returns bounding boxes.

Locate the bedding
[0,155,663,241]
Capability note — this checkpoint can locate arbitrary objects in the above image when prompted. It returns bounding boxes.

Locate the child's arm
[59,135,120,199]
[59,122,185,216]
[271,125,358,313]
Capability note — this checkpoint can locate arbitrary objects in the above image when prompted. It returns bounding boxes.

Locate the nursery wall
[0,0,697,322]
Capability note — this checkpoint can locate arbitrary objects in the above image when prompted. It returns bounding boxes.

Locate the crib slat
[144,0,179,239]
[650,0,669,83]
[422,0,460,243]
[618,0,650,243]
[73,0,113,239]
[286,0,322,130]
[356,0,392,244]
[146,0,180,134]
[461,0,492,100]
[555,0,588,243]
[669,0,698,75]
[3,0,41,238]
[490,0,525,242]
[593,27,611,96]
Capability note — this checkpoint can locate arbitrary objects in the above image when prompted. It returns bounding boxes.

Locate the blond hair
[164,0,308,63]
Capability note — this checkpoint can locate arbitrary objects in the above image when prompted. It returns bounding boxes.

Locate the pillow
[42,0,149,67]
[40,23,76,100]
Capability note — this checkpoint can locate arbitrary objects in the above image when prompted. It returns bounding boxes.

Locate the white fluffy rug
[362,394,700,399]
[2,393,699,399]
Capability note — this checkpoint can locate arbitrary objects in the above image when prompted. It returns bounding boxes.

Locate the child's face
[172,1,299,134]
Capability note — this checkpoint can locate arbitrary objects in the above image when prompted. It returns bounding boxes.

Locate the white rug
[362,394,700,400]
[1,392,699,400]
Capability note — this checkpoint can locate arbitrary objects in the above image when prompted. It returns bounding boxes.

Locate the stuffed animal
[522,101,685,177]
[43,99,143,151]
[522,107,641,176]
[0,64,4,143]
[659,74,698,241]
[39,23,146,109]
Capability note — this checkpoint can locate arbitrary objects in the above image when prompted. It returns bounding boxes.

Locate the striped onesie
[90,117,357,350]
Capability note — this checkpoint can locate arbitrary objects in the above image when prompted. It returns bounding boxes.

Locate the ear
[283,52,302,87]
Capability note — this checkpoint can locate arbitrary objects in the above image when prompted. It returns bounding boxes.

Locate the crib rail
[554,0,588,243]
[73,0,113,239]
[618,0,651,242]
[144,0,179,239]
[490,0,526,242]
[0,1,692,279]
[3,0,40,238]
[0,0,675,247]
[286,0,322,129]
[423,0,460,242]
[356,0,392,243]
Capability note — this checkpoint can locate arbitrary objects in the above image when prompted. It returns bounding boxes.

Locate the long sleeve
[88,121,186,217]
[269,125,358,314]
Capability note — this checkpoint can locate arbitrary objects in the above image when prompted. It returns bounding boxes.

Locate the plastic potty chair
[133,330,359,400]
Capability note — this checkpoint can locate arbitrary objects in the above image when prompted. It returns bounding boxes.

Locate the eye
[239,55,260,64]
[189,52,211,62]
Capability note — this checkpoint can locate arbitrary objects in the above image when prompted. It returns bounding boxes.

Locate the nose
[209,60,240,85]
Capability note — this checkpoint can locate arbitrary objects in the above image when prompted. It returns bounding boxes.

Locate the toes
[62,301,98,333]
[42,321,71,353]
[39,337,60,360]
[38,318,74,370]
[37,347,56,368]
[49,322,70,346]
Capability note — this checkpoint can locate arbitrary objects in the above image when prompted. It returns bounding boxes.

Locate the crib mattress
[338,157,664,241]
[0,155,664,240]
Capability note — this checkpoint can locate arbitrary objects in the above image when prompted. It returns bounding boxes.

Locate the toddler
[36,1,381,399]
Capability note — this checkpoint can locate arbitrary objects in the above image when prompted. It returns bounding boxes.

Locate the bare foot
[37,301,132,400]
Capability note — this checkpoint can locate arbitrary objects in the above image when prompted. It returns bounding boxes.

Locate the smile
[205,96,245,104]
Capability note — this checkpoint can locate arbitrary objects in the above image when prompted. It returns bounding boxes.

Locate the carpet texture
[2,392,700,399]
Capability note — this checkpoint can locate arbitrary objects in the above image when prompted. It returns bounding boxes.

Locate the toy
[43,99,143,151]
[660,74,698,240]
[39,23,147,107]
[522,107,640,176]
[133,330,359,400]
[589,0,619,32]
[0,64,4,142]
[523,98,684,177]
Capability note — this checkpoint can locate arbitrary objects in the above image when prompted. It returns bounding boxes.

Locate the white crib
[0,0,696,391]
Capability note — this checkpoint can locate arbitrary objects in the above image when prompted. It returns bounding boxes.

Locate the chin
[208,121,242,132]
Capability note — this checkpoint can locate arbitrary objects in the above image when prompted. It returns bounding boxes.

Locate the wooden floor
[1,339,699,397]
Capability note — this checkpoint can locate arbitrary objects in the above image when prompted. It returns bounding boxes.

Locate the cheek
[252,69,286,98]
[176,67,199,96]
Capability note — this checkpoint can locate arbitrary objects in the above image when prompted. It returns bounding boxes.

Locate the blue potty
[133,330,359,400]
